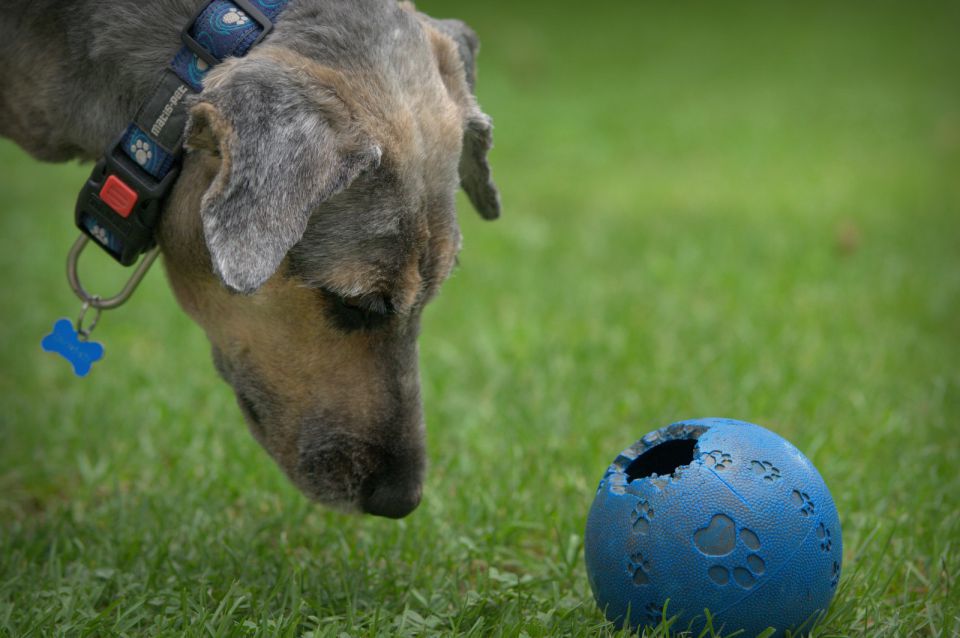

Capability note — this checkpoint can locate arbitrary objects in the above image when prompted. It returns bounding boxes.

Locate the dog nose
[361,477,423,519]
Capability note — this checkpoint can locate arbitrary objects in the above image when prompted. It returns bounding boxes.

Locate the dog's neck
[0,0,206,162]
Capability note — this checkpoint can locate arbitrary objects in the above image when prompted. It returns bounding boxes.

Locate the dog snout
[295,419,425,517]
[361,471,423,519]
[358,442,425,518]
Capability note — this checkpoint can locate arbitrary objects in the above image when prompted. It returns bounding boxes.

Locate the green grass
[1,0,958,635]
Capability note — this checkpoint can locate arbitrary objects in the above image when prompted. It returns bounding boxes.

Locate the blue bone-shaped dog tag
[41,318,104,377]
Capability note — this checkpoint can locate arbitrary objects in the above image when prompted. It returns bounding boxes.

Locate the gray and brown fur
[0,0,499,518]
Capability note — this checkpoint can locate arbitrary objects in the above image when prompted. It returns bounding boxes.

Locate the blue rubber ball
[584,418,842,636]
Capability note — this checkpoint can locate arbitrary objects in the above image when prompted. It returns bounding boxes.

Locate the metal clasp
[75,300,102,340]
[67,234,160,315]
[181,0,274,66]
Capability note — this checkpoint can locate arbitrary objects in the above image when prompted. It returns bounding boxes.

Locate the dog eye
[340,293,390,316]
[322,290,392,332]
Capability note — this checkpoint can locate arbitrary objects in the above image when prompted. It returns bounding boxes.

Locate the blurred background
[1,1,957,635]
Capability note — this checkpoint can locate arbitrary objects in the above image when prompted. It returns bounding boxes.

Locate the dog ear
[424,17,501,220]
[184,70,381,294]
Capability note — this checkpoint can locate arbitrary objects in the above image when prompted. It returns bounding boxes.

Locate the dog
[0,0,499,518]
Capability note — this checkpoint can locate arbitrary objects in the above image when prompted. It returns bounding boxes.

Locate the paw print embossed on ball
[130,139,153,167]
[792,489,817,517]
[644,601,665,625]
[751,459,782,482]
[585,418,843,637]
[830,560,841,589]
[692,514,766,589]
[817,522,833,552]
[703,449,733,470]
[630,498,654,534]
[626,551,652,585]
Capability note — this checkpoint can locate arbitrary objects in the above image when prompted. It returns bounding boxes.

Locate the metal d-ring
[76,300,103,339]
[67,234,161,311]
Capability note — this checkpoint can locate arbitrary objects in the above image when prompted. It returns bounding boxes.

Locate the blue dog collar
[76,0,291,265]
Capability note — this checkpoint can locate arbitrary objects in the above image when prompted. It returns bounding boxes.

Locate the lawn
[1,0,958,636]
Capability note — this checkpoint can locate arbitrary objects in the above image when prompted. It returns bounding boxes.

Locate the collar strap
[76,0,291,265]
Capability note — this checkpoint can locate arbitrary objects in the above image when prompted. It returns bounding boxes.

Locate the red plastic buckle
[99,175,139,218]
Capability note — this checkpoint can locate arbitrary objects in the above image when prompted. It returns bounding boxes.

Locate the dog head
[156,1,498,518]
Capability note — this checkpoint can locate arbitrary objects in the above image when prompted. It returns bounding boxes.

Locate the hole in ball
[625,438,698,482]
